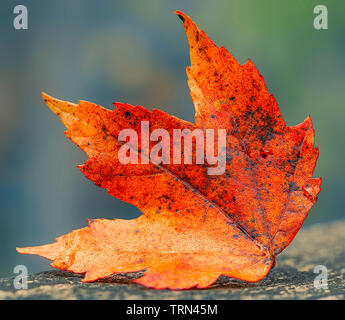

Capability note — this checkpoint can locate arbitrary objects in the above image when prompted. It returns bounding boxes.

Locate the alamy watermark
[13,5,28,30]
[118,121,227,175]
[13,265,28,290]
[313,5,328,30]
[12,4,328,31]
[313,265,328,290]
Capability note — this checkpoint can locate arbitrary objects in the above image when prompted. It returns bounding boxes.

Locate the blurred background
[0,0,344,277]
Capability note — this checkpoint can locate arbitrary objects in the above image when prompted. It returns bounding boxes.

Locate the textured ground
[0,220,344,300]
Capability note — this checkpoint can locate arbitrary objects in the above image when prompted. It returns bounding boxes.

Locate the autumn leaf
[17,11,321,290]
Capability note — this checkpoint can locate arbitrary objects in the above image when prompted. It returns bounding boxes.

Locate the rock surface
[1,220,344,300]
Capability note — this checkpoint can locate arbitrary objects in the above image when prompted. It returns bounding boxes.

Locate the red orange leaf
[17,11,321,289]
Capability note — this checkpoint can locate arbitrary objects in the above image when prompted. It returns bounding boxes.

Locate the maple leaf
[17,11,321,289]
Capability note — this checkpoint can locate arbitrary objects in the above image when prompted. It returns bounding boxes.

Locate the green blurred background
[0,0,344,277]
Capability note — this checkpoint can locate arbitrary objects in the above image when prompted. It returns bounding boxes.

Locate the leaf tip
[41,92,77,118]
[16,247,25,254]
[41,92,61,114]
[16,246,31,254]
[41,91,49,102]
[174,11,195,30]
[16,246,40,255]
[174,11,195,27]
[174,10,186,23]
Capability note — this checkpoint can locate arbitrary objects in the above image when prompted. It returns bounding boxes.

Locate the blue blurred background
[0,0,344,277]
